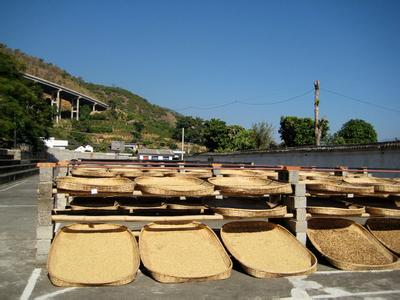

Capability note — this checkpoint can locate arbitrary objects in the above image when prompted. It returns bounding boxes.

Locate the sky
[1,0,399,141]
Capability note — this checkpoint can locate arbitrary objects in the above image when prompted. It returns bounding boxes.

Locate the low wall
[46,148,132,162]
[187,142,400,177]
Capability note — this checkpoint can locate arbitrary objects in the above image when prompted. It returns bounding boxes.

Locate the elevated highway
[22,73,109,123]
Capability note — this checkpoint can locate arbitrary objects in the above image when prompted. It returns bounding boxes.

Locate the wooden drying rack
[34,160,400,264]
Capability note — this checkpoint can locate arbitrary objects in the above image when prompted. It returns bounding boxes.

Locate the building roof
[138,148,175,155]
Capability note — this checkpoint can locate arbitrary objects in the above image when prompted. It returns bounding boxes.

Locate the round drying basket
[366,218,400,256]
[220,221,317,278]
[208,177,292,196]
[305,179,374,194]
[117,198,167,210]
[139,221,232,283]
[306,198,365,216]
[109,168,144,178]
[71,167,115,178]
[56,176,135,193]
[307,218,400,270]
[219,169,257,177]
[48,223,140,286]
[135,176,215,197]
[69,197,119,210]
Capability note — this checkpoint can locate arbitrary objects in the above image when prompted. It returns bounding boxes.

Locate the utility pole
[181,127,184,161]
[314,80,322,146]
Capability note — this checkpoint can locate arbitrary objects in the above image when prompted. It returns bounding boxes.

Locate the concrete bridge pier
[50,89,62,123]
[70,96,80,120]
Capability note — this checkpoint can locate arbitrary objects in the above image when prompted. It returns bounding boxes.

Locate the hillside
[0,44,180,150]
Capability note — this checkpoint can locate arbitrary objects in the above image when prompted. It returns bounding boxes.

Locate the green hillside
[0,44,180,151]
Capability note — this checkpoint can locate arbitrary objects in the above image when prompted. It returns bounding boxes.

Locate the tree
[203,118,229,151]
[224,125,256,152]
[173,116,205,145]
[279,116,329,147]
[252,122,275,149]
[131,121,144,141]
[334,119,377,145]
[0,50,53,150]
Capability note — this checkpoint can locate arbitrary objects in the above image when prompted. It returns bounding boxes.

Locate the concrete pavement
[0,175,399,300]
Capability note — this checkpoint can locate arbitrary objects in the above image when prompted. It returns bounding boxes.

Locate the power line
[322,88,400,114]
[175,89,313,111]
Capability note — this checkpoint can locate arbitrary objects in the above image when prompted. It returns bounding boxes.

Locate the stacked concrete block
[334,166,348,177]
[54,161,69,178]
[36,163,56,264]
[279,167,308,245]
[212,163,222,177]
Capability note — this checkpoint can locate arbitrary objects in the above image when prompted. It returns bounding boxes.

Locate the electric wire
[322,87,400,114]
[175,89,313,111]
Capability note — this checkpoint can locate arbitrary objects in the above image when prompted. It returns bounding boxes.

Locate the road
[0,175,399,299]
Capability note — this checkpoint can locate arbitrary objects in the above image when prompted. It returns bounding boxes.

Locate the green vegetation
[279,116,329,147]
[0,44,380,153]
[0,50,52,150]
[252,122,276,149]
[330,119,377,145]
[0,44,178,150]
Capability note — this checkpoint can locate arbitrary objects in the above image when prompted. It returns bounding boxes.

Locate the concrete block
[213,169,221,176]
[37,196,54,211]
[278,170,299,183]
[283,196,307,209]
[284,219,307,233]
[36,225,54,240]
[37,182,53,197]
[37,211,52,226]
[55,167,68,178]
[55,194,67,209]
[292,183,306,196]
[295,208,307,221]
[296,232,307,245]
[39,168,54,182]
[36,239,51,255]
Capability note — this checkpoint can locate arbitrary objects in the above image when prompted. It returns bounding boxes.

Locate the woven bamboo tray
[299,171,332,180]
[248,170,278,179]
[135,176,214,197]
[142,168,177,177]
[366,218,400,255]
[348,198,400,217]
[48,223,140,286]
[206,198,287,217]
[219,169,258,177]
[71,167,115,178]
[344,177,400,193]
[307,218,400,270]
[208,177,292,196]
[306,198,365,216]
[166,200,207,210]
[139,221,232,283]
[221,221,317,278]
[305,179,374,194]
[109,168,144,178]
[56,176,135,193]
[166,169,213,179]
[116,197,167,210]
[69,197,119,210]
